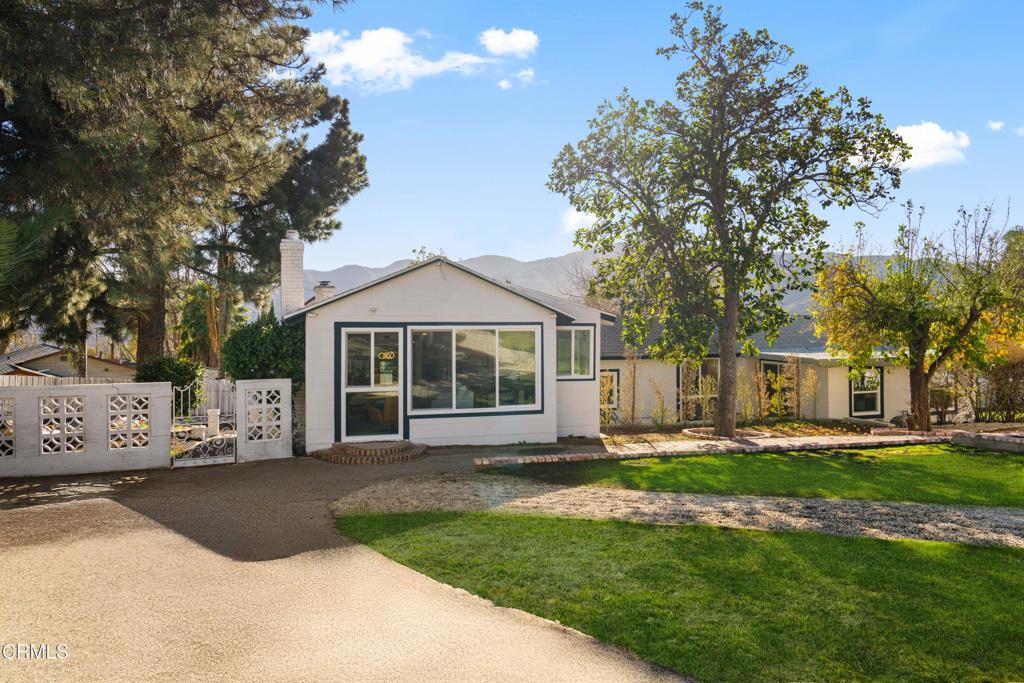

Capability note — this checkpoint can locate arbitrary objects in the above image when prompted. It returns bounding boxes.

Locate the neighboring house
[601,316,911,424]
[0,343,136,380]
[279,231,614,448]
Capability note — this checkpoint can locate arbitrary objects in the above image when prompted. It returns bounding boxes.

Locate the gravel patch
[332,473,1024,548]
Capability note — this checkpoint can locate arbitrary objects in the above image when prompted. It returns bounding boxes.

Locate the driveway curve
[0,456,681,682]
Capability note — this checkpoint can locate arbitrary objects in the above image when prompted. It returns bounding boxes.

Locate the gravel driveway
[332,473,1024,548]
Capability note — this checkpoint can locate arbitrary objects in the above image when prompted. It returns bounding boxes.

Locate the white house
[600,315,912,424]
[280,231,614,449]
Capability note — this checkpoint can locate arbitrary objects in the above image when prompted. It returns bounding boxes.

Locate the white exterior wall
[302,262,566,449]
[0,382,171,478]
[821,365,909,422]
[556,317,604,439]
[598,356,911,424]
[601,358,678,422]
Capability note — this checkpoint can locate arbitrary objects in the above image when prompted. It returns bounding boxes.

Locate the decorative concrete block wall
[236,379,292,462]
[0,382,172,478]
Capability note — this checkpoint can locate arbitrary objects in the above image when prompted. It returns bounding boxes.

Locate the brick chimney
[280,230,305,315]
[313,280,336,303]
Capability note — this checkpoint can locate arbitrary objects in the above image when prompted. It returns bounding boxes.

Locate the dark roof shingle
[600,315,826,359]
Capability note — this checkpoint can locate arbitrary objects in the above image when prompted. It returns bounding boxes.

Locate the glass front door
[342,329,402,440]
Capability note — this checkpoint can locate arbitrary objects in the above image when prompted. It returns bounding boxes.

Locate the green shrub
[135,356,206,414]
[222,314,304,386]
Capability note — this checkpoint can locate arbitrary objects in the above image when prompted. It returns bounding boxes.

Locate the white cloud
[479,28,539,58]
[988,120,1005,131]
[497,79,512,90]
[1016,126,1024,137]
[306,28,492,92]
[894,121,970,170]
[561,207,597,234]
[514,67,535,84]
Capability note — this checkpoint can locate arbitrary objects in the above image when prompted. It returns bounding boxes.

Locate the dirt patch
[333,473,1024,549]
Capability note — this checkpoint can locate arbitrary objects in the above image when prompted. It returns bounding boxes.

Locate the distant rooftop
[601,315,826,359]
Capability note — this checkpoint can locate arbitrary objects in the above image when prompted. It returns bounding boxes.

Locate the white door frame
[340,328,404,442]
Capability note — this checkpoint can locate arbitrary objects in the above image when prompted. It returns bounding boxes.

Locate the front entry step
[310,440,428,465]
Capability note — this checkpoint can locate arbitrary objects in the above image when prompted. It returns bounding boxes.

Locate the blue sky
[300,0,1022,270]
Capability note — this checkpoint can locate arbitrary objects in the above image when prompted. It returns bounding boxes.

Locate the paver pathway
[333,472,1024,548]
[474,433,952,467]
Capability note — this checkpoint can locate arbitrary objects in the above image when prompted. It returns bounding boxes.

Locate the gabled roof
[283,256,615,324]
[601,315,827,359]
[0,342,63,365]
[0,359,48,375]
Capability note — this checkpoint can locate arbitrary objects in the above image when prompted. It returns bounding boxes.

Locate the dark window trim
[600,368,620,409]
[556,323,597,381]
[848,366,885,419]
[334,321,546,443]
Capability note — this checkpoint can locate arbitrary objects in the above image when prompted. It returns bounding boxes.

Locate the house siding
[302,262,603,449]
[599,356,910,424]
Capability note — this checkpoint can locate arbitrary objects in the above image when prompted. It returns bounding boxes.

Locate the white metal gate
[171,377,237,466]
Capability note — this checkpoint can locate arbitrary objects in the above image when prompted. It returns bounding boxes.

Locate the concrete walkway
[0,456,681,682]
[474,433,952,467]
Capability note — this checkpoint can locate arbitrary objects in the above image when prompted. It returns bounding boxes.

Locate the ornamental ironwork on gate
[171,376,237,467]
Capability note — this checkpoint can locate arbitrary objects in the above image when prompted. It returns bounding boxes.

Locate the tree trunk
[136,278,167,364]
[716,288,740,437]
[72,340,88,377]
[909,366,931,431]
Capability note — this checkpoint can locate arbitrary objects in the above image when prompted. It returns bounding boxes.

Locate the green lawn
[338,512,1024,683]
[498,443,1024,507]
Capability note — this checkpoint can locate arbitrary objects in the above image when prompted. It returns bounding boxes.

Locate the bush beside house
[223,315,305,454]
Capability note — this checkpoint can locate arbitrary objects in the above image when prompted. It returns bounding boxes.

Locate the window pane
[701,358,719,397]
[600,371,618,408]
[556,329,572,375]
[345,392,399,437]
[573,329,591,376]
[854,369,880,392]
[456,329,496,409]
[411,331,452,410]
[346,333,371,387]
[374,332,399,386]
[853,392,878,414]
[499,331,536,406]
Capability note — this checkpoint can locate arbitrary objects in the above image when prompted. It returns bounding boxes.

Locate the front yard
[338,512,1024,683]
[498,443,1024,508]
[333,441,1024,682]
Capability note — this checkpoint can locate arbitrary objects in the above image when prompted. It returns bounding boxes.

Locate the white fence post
[235,379,292,462]
[0,382,172,478]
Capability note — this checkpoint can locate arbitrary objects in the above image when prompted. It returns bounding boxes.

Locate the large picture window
[410,326,539,413]
[850,367,883,417]
[556,327,593,378]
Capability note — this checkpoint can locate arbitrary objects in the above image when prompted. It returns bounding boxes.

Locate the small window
[679,359,719,421]
[850,368,883,417]
[600,369,619,409]
[556,327,593,378]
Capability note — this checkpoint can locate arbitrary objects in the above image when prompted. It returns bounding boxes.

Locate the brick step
[310,441,428,465]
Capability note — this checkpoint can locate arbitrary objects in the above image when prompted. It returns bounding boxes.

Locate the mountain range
[298,249,888,314]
